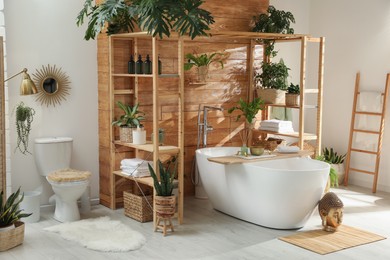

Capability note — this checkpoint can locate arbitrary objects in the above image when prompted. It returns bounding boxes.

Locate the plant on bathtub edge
[228,97,264,154]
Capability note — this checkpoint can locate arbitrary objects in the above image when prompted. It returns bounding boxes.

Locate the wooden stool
[155,216,174,236]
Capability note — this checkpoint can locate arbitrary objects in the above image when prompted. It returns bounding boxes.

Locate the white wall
[4,0,99,203]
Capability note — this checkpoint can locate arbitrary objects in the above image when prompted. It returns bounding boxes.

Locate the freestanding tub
[195,147,330,229]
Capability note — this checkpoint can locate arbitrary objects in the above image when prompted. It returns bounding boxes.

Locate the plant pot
[119,126,134,143]
[285,93,300,106]
[0,222,24,251]
[331,163,345,185]
[154,195,176,218]
[256,89,285,104]
[197,66,209,82]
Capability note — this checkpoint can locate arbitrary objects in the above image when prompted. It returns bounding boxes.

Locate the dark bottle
[128,55,135,74]
[135,54,143,74]
[143,54,152,74]
[158,55,162,75]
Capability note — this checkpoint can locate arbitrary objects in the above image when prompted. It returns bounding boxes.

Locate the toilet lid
[47,168,91,182]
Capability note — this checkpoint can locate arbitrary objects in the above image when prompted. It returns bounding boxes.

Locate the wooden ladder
[344,72,390,193]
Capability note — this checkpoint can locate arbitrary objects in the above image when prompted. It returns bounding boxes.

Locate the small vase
[240,146,249,156]
[197,66,209,82]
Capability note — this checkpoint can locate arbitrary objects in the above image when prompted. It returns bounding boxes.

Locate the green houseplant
[228,97,264,153]
[252,5,295,57]
[15,102,35,155]
[112,101,145,143]
[255,59,290,104]
[285,83,300,106]
[148,157,177,225]
[184,52,225,82]
[322,147,347,185]
[0,187,32,251]
[76,0,215,40]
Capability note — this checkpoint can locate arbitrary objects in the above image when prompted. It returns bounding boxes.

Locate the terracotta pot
[154,195,176,218]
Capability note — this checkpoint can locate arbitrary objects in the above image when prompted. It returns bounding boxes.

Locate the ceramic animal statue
[318,192,344,232]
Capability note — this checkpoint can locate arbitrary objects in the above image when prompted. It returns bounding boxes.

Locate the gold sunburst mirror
[33,64,71,107]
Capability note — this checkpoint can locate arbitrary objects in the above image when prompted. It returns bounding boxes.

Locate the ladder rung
[350,148,378,155]
[355,111,382,116]
[358,91,385,96]
[353,129,380,134]
[349,167,375,175]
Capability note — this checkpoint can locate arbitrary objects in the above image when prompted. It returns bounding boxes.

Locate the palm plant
[15,102,35,155]
[76,0,215,40]
[112,101,145,128]
[0,187,32,228]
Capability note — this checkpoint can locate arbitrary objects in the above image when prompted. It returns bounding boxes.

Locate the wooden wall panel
[98,0,269,202]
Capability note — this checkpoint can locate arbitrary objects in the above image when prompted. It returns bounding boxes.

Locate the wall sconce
[4,68,38,95]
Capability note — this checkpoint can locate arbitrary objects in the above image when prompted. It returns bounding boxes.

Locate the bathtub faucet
[197,105,223,148]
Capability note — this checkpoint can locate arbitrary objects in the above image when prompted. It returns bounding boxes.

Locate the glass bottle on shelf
[143,54,152,74]
[128,54,135,74]
[158,55,162,75]
[135,54,143,74]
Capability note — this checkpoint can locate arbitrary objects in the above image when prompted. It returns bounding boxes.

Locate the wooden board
[208,150,313,165]
[279,225,386,255]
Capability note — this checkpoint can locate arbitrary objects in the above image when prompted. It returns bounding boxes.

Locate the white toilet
[34,137,91,222]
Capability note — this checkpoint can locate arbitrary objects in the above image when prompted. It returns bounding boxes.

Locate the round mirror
[42,77,58,94]
[33,64,70,107]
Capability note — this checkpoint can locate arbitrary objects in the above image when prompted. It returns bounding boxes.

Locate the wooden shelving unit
[108,32,185,227]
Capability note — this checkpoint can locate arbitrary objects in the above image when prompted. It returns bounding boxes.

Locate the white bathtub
[195,147,330,229]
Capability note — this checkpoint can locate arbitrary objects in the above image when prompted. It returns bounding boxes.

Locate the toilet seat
[47,168,91,183]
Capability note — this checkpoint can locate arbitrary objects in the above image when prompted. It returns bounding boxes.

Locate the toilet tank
[34,137,73,176]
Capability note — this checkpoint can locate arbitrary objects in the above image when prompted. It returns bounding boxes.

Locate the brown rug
[279,225,386,255]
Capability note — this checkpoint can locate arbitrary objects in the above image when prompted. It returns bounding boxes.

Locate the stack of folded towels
[259,119,294,133]
[120,158,153,177]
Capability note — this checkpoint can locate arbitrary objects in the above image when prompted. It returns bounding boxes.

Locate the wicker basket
[285,93,299,106]
[119,127,133,143]
[256,89,285,104]
[0,222,25,251]
[124,190,153,223]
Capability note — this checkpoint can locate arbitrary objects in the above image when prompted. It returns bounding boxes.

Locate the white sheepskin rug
[44,216,146,252]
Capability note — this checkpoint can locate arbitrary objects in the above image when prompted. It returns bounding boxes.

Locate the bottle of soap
[135,54,143,74]
[128,54,135,74]
[143,54,152,74]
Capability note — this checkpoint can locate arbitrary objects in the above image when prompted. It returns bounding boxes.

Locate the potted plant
[286,83,300,106]
[0,187,32,251]
[112,101,145,143]
[148,157,177,235]
[255,58,290,104]
[76,0,214,40]
[15,102,35,155]
[252,5,295,58]
[228,97,264,155]
[184,52,225,82]
[322,147,347,185]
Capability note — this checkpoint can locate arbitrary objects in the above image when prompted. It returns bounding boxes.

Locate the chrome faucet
[197,105,223,148]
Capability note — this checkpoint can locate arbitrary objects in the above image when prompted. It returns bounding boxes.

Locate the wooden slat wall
[98,0,269,205]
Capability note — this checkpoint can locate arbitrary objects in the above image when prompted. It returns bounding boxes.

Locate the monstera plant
[76,0,215,40]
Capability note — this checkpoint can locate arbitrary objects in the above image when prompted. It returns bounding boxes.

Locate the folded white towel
[121,159,153,168]
[260,120,293,127]
[121,168,150,177]
[259,126,294,133]
[277,145,300,153]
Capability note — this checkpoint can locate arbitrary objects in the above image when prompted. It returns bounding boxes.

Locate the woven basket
[119,127,133,143]
[124,190,153,223]
[155,196,176,218]
[256,89,286,104]
[0,222,25,251]
[285,93,299,106]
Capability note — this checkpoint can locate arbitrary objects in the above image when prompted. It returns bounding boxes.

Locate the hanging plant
[15,102,35,155]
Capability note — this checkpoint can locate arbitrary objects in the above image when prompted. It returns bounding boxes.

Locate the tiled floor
[1,185,389,259]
